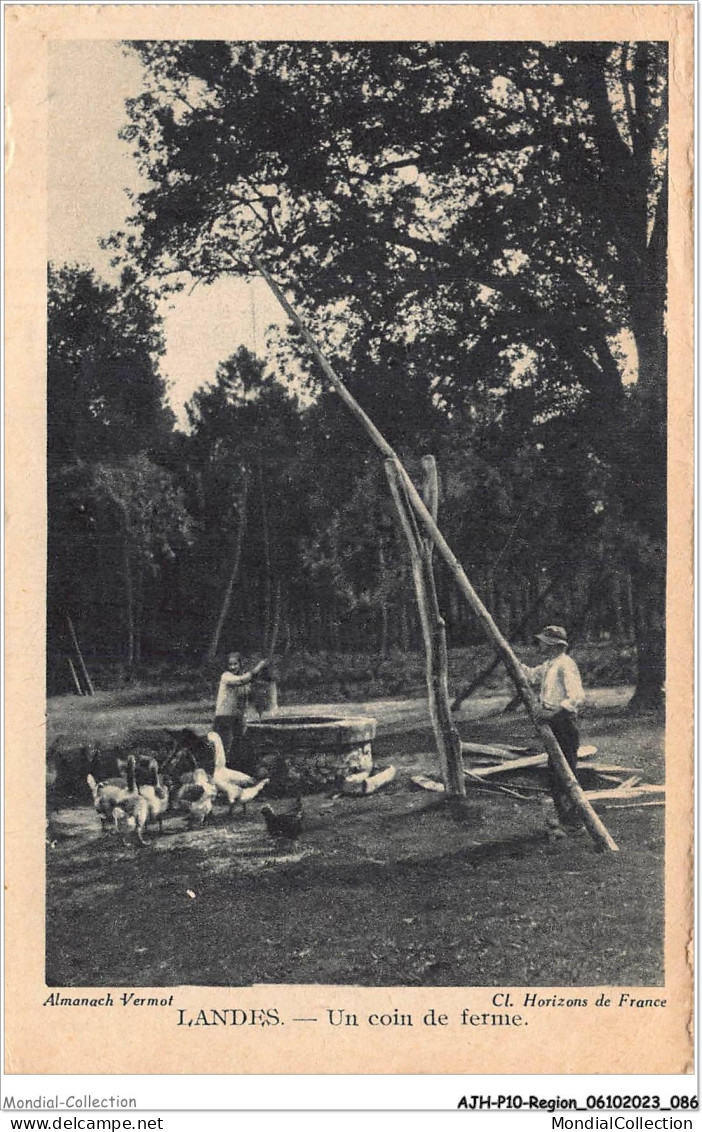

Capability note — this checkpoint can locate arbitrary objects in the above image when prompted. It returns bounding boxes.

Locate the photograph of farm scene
[47,39,667,987]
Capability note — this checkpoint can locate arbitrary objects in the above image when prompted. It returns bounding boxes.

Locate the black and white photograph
[4,2,694,1081]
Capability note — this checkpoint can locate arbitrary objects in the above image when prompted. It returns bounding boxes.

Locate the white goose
[86,773,128,831]
[207,731,256,815]
[238,777,271,814]
[138,766,170,834]
[110,755,150,845]
[176,768,217,826]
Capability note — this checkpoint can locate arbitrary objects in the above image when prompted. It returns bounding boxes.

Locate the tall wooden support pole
[385,459,465,797]
[418,457,465,797]
[255,258,618,852]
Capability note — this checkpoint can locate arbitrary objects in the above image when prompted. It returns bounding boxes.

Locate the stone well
[246,714,376,796]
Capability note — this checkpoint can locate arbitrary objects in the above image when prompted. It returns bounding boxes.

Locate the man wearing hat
[522,625,585,831]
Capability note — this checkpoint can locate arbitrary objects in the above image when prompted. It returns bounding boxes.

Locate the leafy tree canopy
[48,263,174,467]
[113,40,666,419]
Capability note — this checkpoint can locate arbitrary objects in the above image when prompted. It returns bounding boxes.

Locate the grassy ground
[46,684,664,988]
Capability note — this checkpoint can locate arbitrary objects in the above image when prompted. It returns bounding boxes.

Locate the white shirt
[215,671,251,717]
[522,653,585,715]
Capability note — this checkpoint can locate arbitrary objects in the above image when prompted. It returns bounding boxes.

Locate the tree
[48,263,174,466]
[112,41,668,706]
[299,462,407,655]
[53,457,193,673]
[47,264,180,679]
[182,346,304,661]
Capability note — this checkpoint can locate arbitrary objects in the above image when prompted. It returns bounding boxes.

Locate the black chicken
[260,798,303,842]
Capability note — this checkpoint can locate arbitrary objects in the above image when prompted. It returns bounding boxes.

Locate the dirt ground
[46,688,664,987]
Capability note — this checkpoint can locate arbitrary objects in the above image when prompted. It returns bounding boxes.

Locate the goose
[176,768,217,826]
[138,766,170,834]
[165,749,216,791]
[112,755,150,845]
[238,777,271,815]
[207,731,255,815]
[86,773,128,831]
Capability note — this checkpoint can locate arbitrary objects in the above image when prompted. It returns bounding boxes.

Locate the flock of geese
[85,731,285,846]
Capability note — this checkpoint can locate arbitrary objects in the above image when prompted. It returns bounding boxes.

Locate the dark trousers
[547,710,581,828]
[213,713,246,768]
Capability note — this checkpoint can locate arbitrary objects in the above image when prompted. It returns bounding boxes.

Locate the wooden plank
[460,741,533,761]
[464,755,643,786]
[466,753,549,778]
[599,800,664,810]
[578,745,598,759]
[411,774,446,793]
[615,775,643,791]
[342,770,371,796]
[363,765,397,795]
[585,785,665,803]
[583,761,644,776]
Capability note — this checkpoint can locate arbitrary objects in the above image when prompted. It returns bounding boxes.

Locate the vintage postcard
[4,3,694,1079]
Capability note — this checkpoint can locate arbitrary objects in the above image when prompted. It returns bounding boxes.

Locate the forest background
[47,39,668,712]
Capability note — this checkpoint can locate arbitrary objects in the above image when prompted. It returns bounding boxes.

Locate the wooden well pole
[385,458,465,797]
[417,457,465,797]
[254,257,618,852]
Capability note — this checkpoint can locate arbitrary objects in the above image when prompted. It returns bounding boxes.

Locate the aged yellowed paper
[4,3,694,1077]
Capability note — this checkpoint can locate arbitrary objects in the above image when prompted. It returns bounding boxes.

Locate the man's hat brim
[535,632,567,646]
